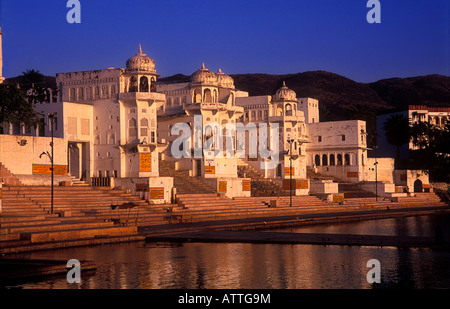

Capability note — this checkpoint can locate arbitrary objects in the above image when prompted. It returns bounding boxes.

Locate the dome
[191,63,217,84]
[126,45,156,73]
[216,68,234,88]
[274,81,296,101]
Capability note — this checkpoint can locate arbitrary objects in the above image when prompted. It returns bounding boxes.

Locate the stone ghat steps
[176,194,328,210]
[0,220,116,235]
[159,160,216,194]
[0,185,152,254]
[167,199,449,224]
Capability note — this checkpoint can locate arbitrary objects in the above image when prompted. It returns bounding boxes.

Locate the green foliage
[382,114,411,160]
[410,120,450,182]
[0,84,42,127]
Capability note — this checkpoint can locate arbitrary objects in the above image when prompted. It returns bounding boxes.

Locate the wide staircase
[237,160,289,197]
[0,184,179,254]
[164,191,449,229]
[307,168,376,198]
[0,163,23,186]
[159,159,216,194]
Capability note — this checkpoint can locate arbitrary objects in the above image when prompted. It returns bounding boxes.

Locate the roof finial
[138,44,143,54]
[201,63,206,69]
[282,81,286,87]
[218,68,223,74]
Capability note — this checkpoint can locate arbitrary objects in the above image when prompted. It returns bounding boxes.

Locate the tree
[382,113,411,161]
[410,119,450,182]
[21,69,44,87]
[0,84,42,129]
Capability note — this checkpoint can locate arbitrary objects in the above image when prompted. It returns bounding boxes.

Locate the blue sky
[1,0,449,82]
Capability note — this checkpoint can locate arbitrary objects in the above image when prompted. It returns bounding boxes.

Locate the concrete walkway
[146,230,449,249]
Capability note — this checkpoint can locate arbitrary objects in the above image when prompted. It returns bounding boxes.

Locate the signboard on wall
[242,180,251,191]
[136,183,149,191]
[296,180,309,189]
[285,167,294,176]
[205,166,215,174]
[139,153,152,172]
[149,188,164,199]
[218,181,227,193]
[283,179,296,190]
[32,164,68,175]
[347,172,358,178]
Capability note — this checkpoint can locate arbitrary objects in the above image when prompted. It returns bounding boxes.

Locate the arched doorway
[414,179,423,193]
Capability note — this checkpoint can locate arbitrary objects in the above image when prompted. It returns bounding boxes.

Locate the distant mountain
[6,71,449,120]
[159,71,450,120]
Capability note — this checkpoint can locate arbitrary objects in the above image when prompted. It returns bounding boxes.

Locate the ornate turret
[273,81,296,101]
[191,63,217,85]
[126,44,156,73]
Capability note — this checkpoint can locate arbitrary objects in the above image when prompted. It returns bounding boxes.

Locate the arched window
[285,104,292,116]
[140,76,149,92]
[204,89,212,103]
[129,76,138,92]
[128,118,137,141]
[69,88,75,101]
[107,132,115,144]
[77,88,83,101]
[251,111,256,120]
[329,154,335,165]
[337,154,343,166]
[150,77,156,92]
[193,89,201,103]
[102,85,108,98]
[94,134,100,145]
[276,104,283,116]
[344,153,350,165]
[94,86,100,100]
[86,87,92,100]
[322,154,328,166]
[213,89,217,103]
[140,118,148,137]
[110,84,116,97]
[314,154,321,166]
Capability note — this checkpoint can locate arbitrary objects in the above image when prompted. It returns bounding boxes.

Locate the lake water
[4,214,450,289]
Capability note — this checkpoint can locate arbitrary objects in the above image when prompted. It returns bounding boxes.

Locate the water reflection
[6,214,450,289]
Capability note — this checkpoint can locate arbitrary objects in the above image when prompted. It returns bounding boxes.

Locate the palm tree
[382,113,411,161]
[21,69,44,87]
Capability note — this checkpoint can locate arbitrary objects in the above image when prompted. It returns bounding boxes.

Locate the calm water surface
[5,214,450,289]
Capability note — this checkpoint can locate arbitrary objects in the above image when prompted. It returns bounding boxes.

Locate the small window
[342,135,346,141]
[318,136,322,142]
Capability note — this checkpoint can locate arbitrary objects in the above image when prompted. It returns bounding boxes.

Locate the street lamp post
[47,113,56,214]
[287,139,294,207]
[373,145,378,202]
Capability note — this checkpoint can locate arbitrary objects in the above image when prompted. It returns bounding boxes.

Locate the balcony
[119,92,165,102]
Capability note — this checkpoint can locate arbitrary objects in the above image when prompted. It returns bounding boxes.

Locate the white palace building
[0,40,430,203]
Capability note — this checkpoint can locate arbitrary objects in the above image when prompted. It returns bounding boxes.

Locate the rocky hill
[6,71,449,121]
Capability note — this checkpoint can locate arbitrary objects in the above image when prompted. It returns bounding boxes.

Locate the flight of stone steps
[307,168,376,198]
[0,185,179,254]
[167,191,448,226]
[0,163,23,186]
[237,160,289,197]
[158,159,216,194]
